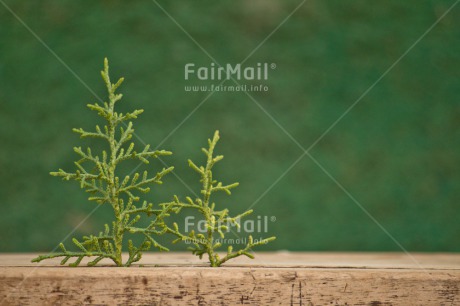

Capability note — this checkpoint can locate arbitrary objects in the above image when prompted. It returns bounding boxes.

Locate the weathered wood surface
[1,252,459,305]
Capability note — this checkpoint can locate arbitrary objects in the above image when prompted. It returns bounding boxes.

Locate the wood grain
[1,252,459,305]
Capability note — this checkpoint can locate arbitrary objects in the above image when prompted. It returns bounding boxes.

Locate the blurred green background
[1,0,459,253]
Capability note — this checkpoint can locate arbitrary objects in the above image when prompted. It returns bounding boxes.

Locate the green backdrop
[1,0,459,252]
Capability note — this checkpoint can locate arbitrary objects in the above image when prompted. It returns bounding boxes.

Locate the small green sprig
[166,131,276,267]
[32,58,174,267]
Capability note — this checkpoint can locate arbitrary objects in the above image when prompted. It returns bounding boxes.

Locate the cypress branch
[32,58,174,267]
[167,131,276,267]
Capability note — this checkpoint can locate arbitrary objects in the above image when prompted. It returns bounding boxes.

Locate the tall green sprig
[166,131,276,267]
[32,58,174,267]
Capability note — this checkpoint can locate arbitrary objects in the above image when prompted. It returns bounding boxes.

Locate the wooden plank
[3,252,460,269]
[1,252,459,305]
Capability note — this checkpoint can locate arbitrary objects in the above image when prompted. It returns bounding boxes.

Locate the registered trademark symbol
[270,63,276,69]
[270,216,276,222]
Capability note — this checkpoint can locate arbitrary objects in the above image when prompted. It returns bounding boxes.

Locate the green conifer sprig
[166,131,276,267]
[32,58,174,267]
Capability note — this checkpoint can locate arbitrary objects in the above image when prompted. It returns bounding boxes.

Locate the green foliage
[2,1,459,254]
[32,58,174,267]
[31,60,274,267]
[166,131,276,267]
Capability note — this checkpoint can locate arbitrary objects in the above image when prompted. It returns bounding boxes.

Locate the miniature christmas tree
[166,131,276,267]
[32,59,174,267]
